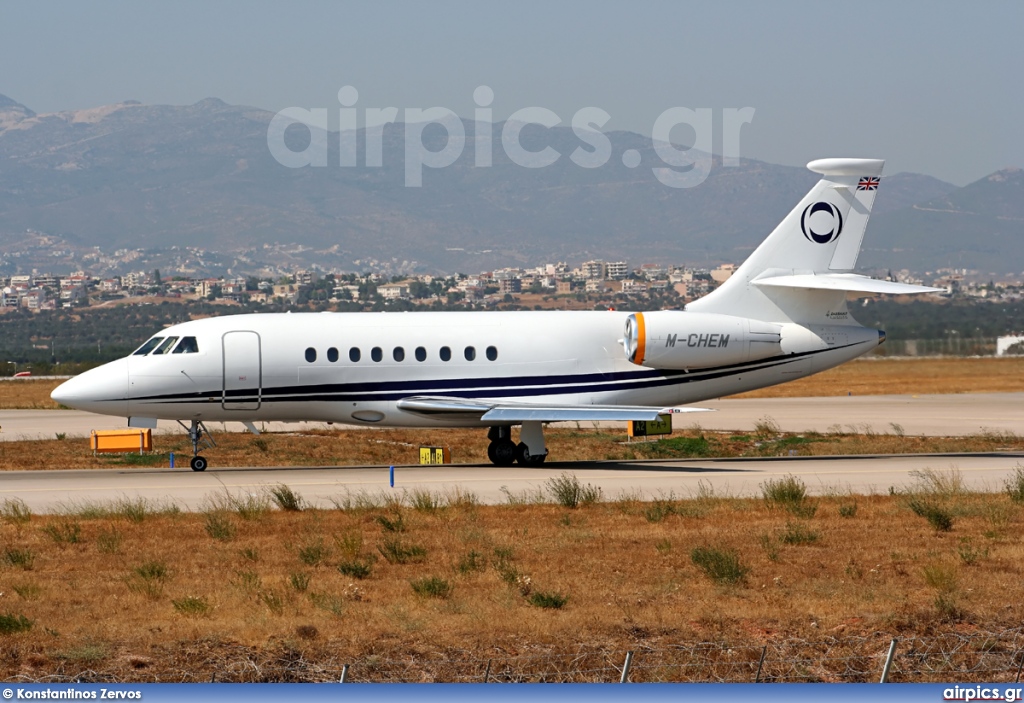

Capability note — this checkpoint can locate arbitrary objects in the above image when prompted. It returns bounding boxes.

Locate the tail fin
[688,158,887,323]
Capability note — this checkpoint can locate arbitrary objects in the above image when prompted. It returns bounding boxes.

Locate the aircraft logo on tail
[800,201,844,244]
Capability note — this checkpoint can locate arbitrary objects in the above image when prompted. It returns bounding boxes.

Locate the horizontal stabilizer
[753,274,941,296]
[396,396,712,423]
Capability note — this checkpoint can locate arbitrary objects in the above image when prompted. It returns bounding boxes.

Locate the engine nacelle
[624,311,783,369]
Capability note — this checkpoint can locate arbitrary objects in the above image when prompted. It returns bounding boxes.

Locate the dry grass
[0,487,1021,681]
[735,357,1024,398]
[0,379,64,409]
[0,425,1022,471]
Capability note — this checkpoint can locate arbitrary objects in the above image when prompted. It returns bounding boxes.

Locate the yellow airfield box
[627,414,673,438]
[419,446,451,464]
[90,429,153,454]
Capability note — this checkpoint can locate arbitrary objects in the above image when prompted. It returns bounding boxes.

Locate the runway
[2,393,1021,512]
[2,452,1021,513]
[2,392,1023,441]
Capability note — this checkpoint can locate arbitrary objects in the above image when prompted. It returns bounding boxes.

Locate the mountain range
[0,93,1019,274]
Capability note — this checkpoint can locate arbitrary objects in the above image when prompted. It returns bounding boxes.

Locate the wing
[753,273,942,295]
[395,395,713,422]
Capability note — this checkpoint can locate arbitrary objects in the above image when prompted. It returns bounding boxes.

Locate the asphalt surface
[1,393,1021,512]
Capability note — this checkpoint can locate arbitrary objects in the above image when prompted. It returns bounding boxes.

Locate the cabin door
[222,331,261,411]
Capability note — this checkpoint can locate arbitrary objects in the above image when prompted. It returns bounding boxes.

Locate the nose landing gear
[177,419,215,471]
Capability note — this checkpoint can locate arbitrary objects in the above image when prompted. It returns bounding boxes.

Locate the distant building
[498,278,522,294]
[582,261,606,280]
[605,261,628,280]
[379,284,410,300]
[710,264,737,283]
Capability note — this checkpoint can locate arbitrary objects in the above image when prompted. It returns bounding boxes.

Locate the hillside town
[2,255,1024,314]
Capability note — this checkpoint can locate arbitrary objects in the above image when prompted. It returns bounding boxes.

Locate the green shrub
[115,498,150,523]
[908,497,955,532]
[128,560,169,599]
[691,546,749,585]
[338,558,374,579]
[377,538,426,564]
[545,473,602,509]
[458,550,486,574]
[298,539,331,566]
[410,576,453,599]
[270,484,304,511]
[172,595,212,617]
[1005,465,1024,503]
[134,560,168,581]
[309,592,344,616]
[232,493,271,521]
[12,583,42,600]
[96,529,122,554]
[761,475,817,518]
[957,538,988,566]
[527,591,568,609]
[5,548,35,570]
[204,511,236,541]
[644,500,675,523]
[0,612,33,634]
[375,512,406,532]
[838,502,858,518]
[260,589,285,615]
[1,498,32,526]
[289,572,311,592]
[42,520,82,545]
[780,522,820,545]
[409,489,441,514]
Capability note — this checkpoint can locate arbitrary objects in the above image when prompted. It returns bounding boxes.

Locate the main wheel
[490,439,517,467]
[487,441,498,464]
[190,455,208,472]
[516,442,547,466]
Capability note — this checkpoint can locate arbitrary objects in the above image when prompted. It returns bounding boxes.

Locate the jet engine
[624,311,783,369]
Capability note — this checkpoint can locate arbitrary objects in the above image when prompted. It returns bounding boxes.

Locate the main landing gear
[177,419,215,471]
[487,422,547,467]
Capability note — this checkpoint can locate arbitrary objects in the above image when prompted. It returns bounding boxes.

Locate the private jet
[51,158,937,470]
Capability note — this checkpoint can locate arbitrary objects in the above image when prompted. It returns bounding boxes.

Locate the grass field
[0,469,1022,681]
[3,359,1024,681]
[1,423,1022,471]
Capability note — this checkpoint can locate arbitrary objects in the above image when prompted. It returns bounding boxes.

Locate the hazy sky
[1,0,1021,185]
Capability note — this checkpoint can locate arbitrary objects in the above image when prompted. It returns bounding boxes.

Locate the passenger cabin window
[486,346,498,361]
[133,337,164,356]
[464,346,476,361]
[393,347,405,362]
[415,346,427,362]
[439,346,451,362]
[152,336,179,355]
[172,336,199,354]
[371,347,383,362]
[305,347,317,363]
[349,347,361,362]
[327,347,339,362]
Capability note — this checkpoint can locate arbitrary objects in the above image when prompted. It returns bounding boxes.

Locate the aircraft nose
[51,358,129,417]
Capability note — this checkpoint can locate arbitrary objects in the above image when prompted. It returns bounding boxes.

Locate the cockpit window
[172,336,199,354]
[132,337,164,356]
[151,336,179,355]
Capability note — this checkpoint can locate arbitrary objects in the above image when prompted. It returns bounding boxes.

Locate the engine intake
[625,311,782,369]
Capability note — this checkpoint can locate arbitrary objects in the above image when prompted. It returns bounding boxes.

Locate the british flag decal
[857,176,880,191]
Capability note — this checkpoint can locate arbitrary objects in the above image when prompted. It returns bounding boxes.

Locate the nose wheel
[177,419,215,471]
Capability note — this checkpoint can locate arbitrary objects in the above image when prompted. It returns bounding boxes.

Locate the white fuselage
[53,310,880,427]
